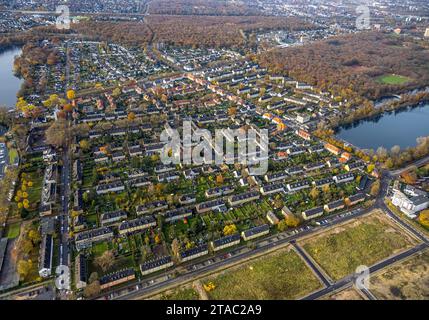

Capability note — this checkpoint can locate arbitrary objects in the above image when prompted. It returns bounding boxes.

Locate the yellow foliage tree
[223,224,237,236]
[66,89,76,100]
[418,210,429,228]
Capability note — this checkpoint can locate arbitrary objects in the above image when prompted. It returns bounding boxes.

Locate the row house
[100,210,128,226]
[228,191,260,207]
[205,185,234,198]
[195,199,226,214]
[75,227,114,251]
[211,234,241,252]
[241,224,270,241]
[118,216,157,235]
[96,181,125,195]
[163,207,193,223]
[140,256,173,276]
[136,200,168,215]
[179,244,209,262]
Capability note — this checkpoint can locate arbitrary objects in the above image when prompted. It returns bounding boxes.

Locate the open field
[204,246,322,300]
[320,287,364,300]
[370,249,429,300]
[376,74,412,85]
[157,287,201,300]
[301,210,418,281]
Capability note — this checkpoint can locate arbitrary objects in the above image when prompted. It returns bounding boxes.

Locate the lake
[0,47,22,109]
[336,103,429,151]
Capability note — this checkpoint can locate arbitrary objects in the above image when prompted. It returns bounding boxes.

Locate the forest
[148,0,262,16]
[72,15,313,49]
[258,32,429,101]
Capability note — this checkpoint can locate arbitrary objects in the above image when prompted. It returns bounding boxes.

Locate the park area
[300,209,419,281]
[369,249,429,300]
[203,246,322,300]
[376,74,412,85]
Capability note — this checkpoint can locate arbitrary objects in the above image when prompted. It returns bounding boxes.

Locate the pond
[0,47,22,109]
[336,103,429,150]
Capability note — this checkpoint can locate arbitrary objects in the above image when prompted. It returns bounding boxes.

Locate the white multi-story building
[391,190,429,219]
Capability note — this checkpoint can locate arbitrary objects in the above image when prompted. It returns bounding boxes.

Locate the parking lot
[0,143,8,178]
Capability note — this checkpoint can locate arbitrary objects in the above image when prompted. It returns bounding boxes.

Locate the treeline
[258,32,429,101]
[374,136,429,169]
[148,0,262,16]
[328,92,429,128]
[73,21,153,47]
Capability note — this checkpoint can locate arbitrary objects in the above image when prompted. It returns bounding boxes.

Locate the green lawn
[302,211,416,281]
[5,222,21,239]
[376,74,412,85]
[92,242,109,257]
[8,148,18,165]
[206,248,322,300]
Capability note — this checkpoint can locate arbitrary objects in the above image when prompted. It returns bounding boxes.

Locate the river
[0,47,22,109]
[336,103,429,151]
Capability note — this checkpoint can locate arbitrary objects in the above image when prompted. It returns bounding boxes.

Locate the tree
[216,174,224,184]
[228,107,237,116]
[17,259,33,280]
[94,250,115,272]
[112,88,121,97]
[367,164,375,173]
[46,120,69,147]
[127,112,136,121]
[310,187,320,200]
[171,238,180,258]
[66,89,76,100]
[223,224,237,236]
[418,210,429,228]
[277,219,288,232]
[84,280,101,298]
[28,229,41,245]
[370,180,381,197]
[79,139,90,151]
[154,234,162,244]
[285,214,300,228]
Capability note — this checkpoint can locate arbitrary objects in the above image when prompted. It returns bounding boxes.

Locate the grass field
[5,222,21,239]
[8,148,18,165]
[205,247,322,300]
[370,249,429,300]
[301,210,417,281]
[159,288,201,300]
[376,74,412,85]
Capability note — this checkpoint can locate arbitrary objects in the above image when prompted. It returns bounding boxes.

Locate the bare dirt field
[320,287,364,300]
[370,249,429,300]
